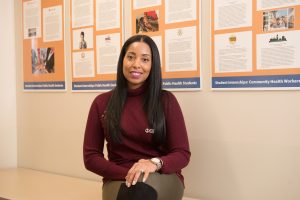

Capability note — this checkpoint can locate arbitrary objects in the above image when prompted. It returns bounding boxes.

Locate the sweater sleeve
[160,92,191,173]
[83,96,128,180]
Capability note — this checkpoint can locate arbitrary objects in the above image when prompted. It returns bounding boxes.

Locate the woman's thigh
[102,173,184,200]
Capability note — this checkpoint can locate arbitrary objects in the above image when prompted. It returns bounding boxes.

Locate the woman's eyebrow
[126,51,136,55]
[126,52,150,57]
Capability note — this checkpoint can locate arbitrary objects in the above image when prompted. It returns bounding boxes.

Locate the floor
[0,168,197,200]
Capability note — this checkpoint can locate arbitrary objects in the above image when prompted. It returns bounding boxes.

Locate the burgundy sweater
[83,85,190,184]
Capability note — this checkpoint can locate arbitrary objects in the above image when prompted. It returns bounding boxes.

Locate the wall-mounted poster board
[211,0,300,90]
[131,0,201,90]
[23,0,66,91]
[71,0,123,91]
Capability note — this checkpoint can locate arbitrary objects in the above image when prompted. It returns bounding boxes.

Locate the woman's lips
[130,71,142,79]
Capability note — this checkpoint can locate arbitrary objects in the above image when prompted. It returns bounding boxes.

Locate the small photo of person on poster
[79,31,87,49]
[72,28,93,50]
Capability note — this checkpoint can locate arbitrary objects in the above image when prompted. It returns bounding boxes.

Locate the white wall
[0,0,17,168]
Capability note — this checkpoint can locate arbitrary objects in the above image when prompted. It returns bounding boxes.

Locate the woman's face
[123,41,152,90]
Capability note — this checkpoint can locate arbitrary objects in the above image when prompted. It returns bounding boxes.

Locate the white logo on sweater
[145,128,154,134]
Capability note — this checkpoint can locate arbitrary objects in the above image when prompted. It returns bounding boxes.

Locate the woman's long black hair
[105,34,166,145]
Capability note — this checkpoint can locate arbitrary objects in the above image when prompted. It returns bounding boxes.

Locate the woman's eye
[142,58,150,62]
[127,55,134,60]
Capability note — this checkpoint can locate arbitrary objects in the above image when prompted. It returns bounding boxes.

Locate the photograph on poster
[31,47,55,74]
[73,28,93,50]
[263,8,295,32]
[28,28,37,37]
[136,10,159,33]
[79,31,87,49]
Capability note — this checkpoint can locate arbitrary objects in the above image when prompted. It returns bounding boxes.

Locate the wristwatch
[150,158,163,171]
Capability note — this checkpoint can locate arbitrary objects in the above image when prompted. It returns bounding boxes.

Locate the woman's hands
[125,159,157,187]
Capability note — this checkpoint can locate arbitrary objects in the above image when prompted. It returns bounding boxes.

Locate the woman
[83,34,190,200]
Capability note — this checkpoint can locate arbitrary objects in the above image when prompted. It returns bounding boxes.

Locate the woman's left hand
[125,159,157,187]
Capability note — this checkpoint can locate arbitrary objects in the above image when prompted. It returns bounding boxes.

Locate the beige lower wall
[179,91,300,199]
[14,1,300,200]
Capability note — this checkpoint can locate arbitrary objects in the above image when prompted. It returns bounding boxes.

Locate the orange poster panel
[23,0,66,91]
[131,0,201,90]
[211,0,300,89]
[70,0,123,91]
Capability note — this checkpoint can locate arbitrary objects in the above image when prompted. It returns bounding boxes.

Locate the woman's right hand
[125,159,157,187]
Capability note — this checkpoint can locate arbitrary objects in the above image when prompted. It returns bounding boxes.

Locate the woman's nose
[132,58,141,68]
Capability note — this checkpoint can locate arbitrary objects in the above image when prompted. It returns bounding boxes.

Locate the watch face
[151,158,162,171]
[151,158,160,164]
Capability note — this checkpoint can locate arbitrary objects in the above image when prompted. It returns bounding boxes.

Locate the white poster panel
[165,26,197,72]
[43,5,63,42]
[215,31,252,73]
[214,0,252,30]
[133,0,161,9]
[73,51,95,78]
[96,0,120,30]
[165,0,197,24]
[257,0,300,10]
[72,0,93,28]
[257,30,300,70]
[96,33,120,74]
[23,0,41,39]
